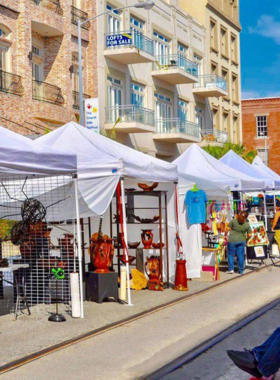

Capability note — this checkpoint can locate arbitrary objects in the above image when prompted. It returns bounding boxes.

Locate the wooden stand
[110,190,169,287]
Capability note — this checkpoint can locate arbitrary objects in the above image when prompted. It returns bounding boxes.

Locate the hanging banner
[85,98,99,134]
[106,32,132,48]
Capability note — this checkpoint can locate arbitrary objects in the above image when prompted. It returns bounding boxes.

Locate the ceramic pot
[174,259,188,291]
[89,236,114,273]
[141,229,153,249]
[145,256,163,291]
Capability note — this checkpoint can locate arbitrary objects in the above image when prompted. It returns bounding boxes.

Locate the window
[178,100,188,121]
[131,82,144,107]
[155,92,172,132]
[193,53,203,75]
[0,28,7,38]
[130,15,144,32]
[107,4,122,34]
[211,62,218,75]
[231,33,238,62]
[256,116,267,138]
[32,44,43,82]
[0,25,11,72]
[210,19,218,50]
[232,74,238,102]
[213,108,219,128]
[257,149,268,166]
[178,43,188,58]
[71,53,79,92]
[221,27,228,57]
[153,31,170,57]
[223,112,229,131]
[130,16,145,50]
[222,68,228,94]
[107,75,122,122]
[233,116,238,143]
[195,107,203,129]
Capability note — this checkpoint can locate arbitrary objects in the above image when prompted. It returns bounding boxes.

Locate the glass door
[107,76,122,122]
[195,107,203,131]
[130,15,144,50]
[107,4,121,34]
[155,93,172,132]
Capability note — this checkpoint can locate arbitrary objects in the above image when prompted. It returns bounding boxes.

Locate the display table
[86,272,118,303]
[202,247,221,281]
[0,264,29,272]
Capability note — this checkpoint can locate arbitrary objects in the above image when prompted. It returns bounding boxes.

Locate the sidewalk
[0,263,277,372]
[1,265,280,380]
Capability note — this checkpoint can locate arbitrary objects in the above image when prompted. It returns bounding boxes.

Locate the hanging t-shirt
[185,189,207,225]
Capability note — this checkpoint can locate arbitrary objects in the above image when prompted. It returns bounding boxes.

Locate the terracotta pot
[145,256,163,291]
[141,229,153,249]
[89,236,114,273]
[174,259,188,291]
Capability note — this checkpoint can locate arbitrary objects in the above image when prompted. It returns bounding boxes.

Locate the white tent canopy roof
[34,122,178,182]
[220,150,280,189]
[173,144,265,191]
[0,126,77,177]
[252,156,280,181]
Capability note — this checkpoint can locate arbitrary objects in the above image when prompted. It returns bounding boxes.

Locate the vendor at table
[225,211,252,275]
[272,202,280,248]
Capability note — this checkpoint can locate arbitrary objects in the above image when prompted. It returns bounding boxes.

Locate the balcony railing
[194,75,227,91]
[153,54,198,77]
[105,30,154,56]
[72,91,90,109]
[71,6,90,30]
[0,70,24,96]
[105,105,154,126]
[155,118,200,138]
[201,128,228,143]
[32,80,64,105]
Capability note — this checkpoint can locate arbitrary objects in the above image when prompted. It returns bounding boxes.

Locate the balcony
[151,54,199,85]
[0,70,24,97]
[153,119,201,143]
[71,6,90,30]
[200,129,228,146]
[33,80,64,105]
[32,0,63,14]
[193,75,228,97]
[104,105,155,133]
[72,91,90,110]
[104,30,155,64]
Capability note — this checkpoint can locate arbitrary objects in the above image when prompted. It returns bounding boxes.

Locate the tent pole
[74,175,84,318]
[174,182,183,258]
[263,191,268,230]
[120,177,132,306]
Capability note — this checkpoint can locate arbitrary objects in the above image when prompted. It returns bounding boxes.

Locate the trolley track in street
[0,261,278,377]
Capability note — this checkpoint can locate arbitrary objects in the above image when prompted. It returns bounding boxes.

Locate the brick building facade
[0,0,97,135]
[242,97,280,175]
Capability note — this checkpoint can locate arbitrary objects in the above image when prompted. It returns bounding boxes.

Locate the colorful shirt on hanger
[185,190,207,225]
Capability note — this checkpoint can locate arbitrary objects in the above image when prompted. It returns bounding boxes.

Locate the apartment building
[179,0,242,145]
[242,97,280,175]
[0,0,96,134]
[95,0,228,159]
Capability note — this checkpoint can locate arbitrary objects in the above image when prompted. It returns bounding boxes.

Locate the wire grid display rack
[0,174,79,318]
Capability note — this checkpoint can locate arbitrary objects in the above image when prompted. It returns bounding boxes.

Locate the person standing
[225,211,252,274]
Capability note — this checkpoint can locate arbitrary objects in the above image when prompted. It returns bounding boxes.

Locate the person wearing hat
[225,211,252,274]
[272,201,280,247]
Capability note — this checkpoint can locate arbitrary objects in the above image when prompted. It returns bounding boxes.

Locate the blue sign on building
[106,32,133,48]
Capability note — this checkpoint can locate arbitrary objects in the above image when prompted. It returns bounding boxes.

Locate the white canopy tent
[0,126,86,318]
[173,144,265,191]
[252,156,280,180]
[220,150,280,189]
[34,122,178,305]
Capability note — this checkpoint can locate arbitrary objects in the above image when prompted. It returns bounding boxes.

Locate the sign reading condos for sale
[85,98,99,133]
[106,32,132,48]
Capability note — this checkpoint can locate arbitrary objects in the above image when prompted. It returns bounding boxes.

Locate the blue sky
[241,0,280,99]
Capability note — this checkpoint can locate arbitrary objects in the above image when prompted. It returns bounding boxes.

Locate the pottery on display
[138,182,158,192]
[141,229,153,249]
[145,256,163,291]
[128,241,141,249]
[152,242,165,249]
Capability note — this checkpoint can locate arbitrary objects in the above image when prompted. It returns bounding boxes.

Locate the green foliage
[203,143,257,163]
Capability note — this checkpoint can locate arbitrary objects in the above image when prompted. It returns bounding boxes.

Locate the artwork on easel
[247,222,269,247]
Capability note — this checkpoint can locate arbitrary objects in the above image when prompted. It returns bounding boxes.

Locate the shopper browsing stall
[225,211,252,274]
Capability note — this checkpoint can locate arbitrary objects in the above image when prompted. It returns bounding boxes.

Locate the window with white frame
[106,4,122,34]
[130,15,145,50]
[178,100,188,121]
[257,149,268,166]
[32,44,43,82]
[178,43,188,58]
[153,31,170,57]
[107,75,123,122]
[131,82,144,107]
[193,53,203,75]
[155,92,172,128]
[256,115,267,137]
[71,52,79,92]
[0,25,11,72]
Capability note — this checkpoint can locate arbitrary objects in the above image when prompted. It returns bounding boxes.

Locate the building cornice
[242,97,280,103]
[207,1,242,32]
[0,2,20,14]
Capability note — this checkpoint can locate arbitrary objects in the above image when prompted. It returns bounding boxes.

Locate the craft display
[152,242,165,249]
[138,182,158,192]
[131,215,160,224]
[174,259,188,291]
[141,229,153,249]
[21,198,46,223]
[247,222,269,247]
[58,233,74,257]
[130,269,148,290]
[145,256,163,291]
[128,241,140,249]
[88,216,114,273]
[48,264,66,322]
[117,255,136,265]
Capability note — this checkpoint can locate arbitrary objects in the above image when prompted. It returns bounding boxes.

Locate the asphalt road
[162,303,280,380]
